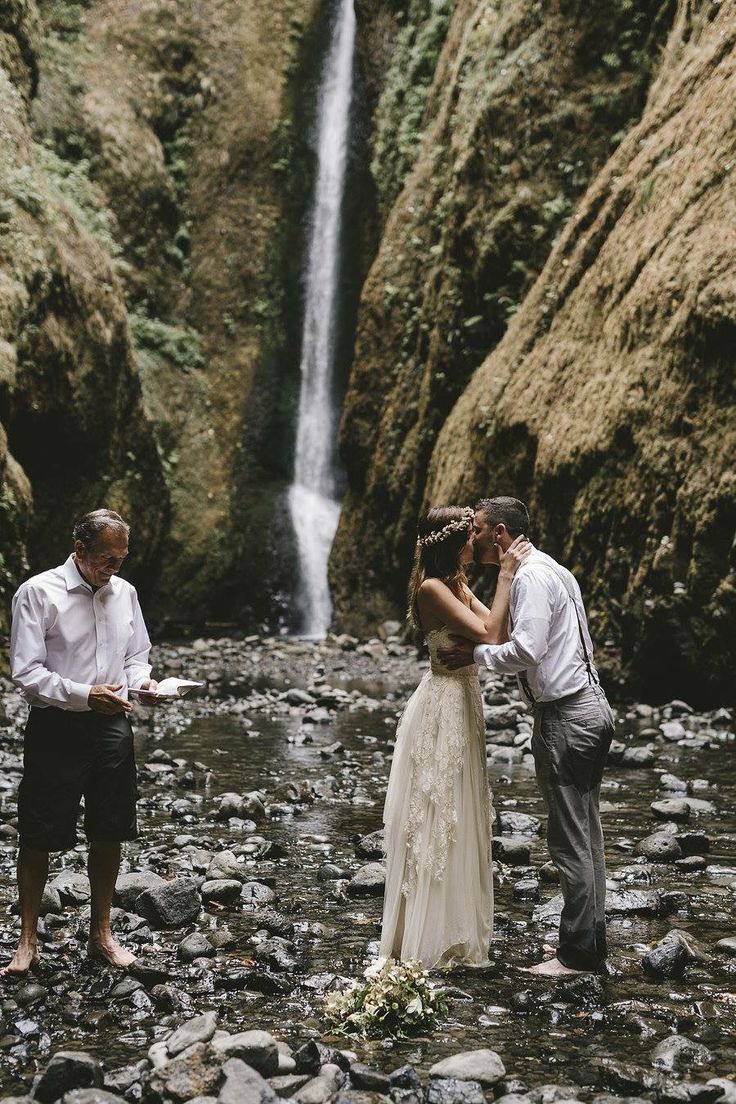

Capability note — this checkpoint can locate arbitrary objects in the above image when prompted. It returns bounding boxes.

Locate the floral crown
[418,506,474,549]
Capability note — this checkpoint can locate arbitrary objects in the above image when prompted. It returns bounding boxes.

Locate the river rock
[32,1052,103,1103]
[346,863,385,896]
[621,747,656,768]
[214,1031,279,1076]
[293,1064,345,1104]
[49,872,91,905]
[136,879,202,928]
[16,983,47,1009]
[707,1081,736,1104]
[354,830,384,859]
[651,1035,712,1071]
[166,1011,218,1057]
[659,773,689,792]
[114,871,166,911]
[149,1043,223,1102]
[349,1064,391,1093]
[651,799,691,822]
[642,940,689,979]
[40,886,62,915]
[205,852,245,882]
[241,882,277,905]
[269,1075,311,1097]
[635,832,682,862]
[201,879,243,904]
[513,878,540,900]
[178,932,215,962]
[714,937,736,956]
[62,1092,127,1104]
[493,837,531,865]
[429,1050,506,1086]
[497,811,541,836]
[293,1041,321,1076]
[427,1080,486,1104]
[605,890,661,916]
[676,830,710,855]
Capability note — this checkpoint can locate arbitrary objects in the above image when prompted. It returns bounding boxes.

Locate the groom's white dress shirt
[10,554,152,711]
[473,548,598,704]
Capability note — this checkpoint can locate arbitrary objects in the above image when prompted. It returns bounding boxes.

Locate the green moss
[129,312,204,373]
[36,145,120,255]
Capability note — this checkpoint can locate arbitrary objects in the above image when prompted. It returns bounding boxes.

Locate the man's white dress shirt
[10,555,152,711]
[473,548,598,704]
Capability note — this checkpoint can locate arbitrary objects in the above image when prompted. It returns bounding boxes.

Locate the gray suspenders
[518,562,598,705]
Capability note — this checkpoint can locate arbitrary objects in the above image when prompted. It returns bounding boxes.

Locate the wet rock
[241,882,277,905]
[427,1080,485,1104]
[215,793,248,820]
[651,800,690,822]
[293,1041,322,1076]
[660,721,687,741]
[656,1081,726,1104]
[675,855,706,871]
[575,1059,659,1094]
[676,830,710,856]
[318,863,350,881]
[149,1043,223,1102]
[110,976,143,999]
[354,831,384,860]
[707,1081,736,1104]
[214,1030,279,1076]
[714,937,736,957]
[179,932,215,962]
[205,852,245,883]
[136,879,202,928]
[166,1011,218,1057]
[513,878,540,901]
[429,1050,506,1086]
[269,1075,311,1097]
[113,871,165,912]
[32,1051,104,1103]
[202,879,243,904]
[659,929,711,964]
[128,956,171,986]
[284,689,316,706]
[293,1065,345,1104]
[539,862,560,884]
[254,938,297,971]
[642,940,689,980]
[650,1035,712,1072]
[605,891,661,916]
[349,1065,391,1093]
[252,909,294,938]
[621,747,656,768]
[49,873,91,906]
[15,983,47,1009]
[497,812,541,836]
[636,833,682,862]
[40,886,62,915]
[493,838,531,866]
[62,1092,126,1104]
[346,863,385,897]
[659,774,689,792]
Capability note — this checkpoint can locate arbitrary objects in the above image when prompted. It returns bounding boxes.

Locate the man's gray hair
[72,509,130,548]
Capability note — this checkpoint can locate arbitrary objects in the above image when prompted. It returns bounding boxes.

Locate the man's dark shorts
[18,707,138,852]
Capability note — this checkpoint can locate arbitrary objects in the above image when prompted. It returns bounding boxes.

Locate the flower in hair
[418,507,474,548]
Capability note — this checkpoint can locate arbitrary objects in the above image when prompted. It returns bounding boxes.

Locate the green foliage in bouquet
[324,959,448,1039]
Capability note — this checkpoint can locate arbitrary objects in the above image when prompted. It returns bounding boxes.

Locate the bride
[379,505,530,969]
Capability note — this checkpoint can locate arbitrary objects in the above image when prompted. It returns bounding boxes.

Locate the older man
[2,509,157,975]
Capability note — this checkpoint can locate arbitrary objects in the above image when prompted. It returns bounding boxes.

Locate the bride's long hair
[408,506,473,633]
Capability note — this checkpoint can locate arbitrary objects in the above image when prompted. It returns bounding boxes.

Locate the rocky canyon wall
[332,0,735,703]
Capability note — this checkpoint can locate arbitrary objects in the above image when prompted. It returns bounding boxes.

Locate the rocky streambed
[0,634,735,1104]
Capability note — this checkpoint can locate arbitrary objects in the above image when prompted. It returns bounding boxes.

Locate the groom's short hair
[475,496,530,538]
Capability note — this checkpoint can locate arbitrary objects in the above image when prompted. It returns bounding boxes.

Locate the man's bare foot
[0,941,40,977]
[87,937,136,969]
[525,957,590,977]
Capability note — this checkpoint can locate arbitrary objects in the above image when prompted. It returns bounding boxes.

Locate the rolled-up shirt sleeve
[473,572,554,673]
[124,590,152,689]
[10,585,91,710]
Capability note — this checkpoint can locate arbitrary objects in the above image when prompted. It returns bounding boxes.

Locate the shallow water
[1,648,735,1096]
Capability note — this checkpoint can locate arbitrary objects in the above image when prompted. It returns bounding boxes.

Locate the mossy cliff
[332,0,735,703]
[1,0,331,634]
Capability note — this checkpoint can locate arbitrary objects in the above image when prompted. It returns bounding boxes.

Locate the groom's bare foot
[1,940,40,978]
[87,937,136,969]
[525,957,590,977]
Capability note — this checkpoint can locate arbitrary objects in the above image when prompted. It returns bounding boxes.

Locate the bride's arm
[465,589,510,644]
[419,538,530,644]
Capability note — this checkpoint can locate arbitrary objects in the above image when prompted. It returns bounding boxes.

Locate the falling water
[288,0,356,637]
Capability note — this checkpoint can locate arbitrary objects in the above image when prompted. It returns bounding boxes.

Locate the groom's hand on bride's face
[438,636,475,670]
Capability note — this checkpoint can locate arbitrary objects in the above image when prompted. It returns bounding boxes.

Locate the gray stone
[349,1065,391,1093]
[136,879,202,929]
[642,940,688,979]
[214,1031,280,1077]
[635,832,682,862]
[714,937,736,957]
[166,1011,218,1057]
[202,879,243,904]
[293,1041,321,1076]
[205,852,245,883]
[32,1052,103,1103]
[660,720,687,741]
[497,811,541,836]
[241,882,277,905]
[49,872,91,905]
[493,837,531,866]
[660,773,689,792]
[621,746,656,768]
[427,1081,485,1104]
[215,793,247,820]
[15,982,47,1008]
[269,1076,311,1098]
[429,1050,506,1086]
[292,1066,345,1104]
[114,871,165,912]
[150,1043,223,1102]
[651,1035,712,1071]
[513,878,540,901]
[346,863,385,897]
[40,886,63,915]
[605,891,661,916]
[707,1081,736,1104]
[354,830,384,859]
[62,1093,124,1104]
[651,799,691,822]
[178,932,215,962]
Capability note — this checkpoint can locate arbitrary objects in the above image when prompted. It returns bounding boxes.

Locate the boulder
[214,1031,279,1077]
[651,799,691,822]
[345,863,385,897]
[642,940,689,980]
[492,838,531,866]
[114,871,166,912]
[32,1052,103,1103]
[635,832,682,862]
[428,1050,506,1086]
[136,879,202,929]
[201,880,243,905]
[205,852,244,883]
[497,811,541,836]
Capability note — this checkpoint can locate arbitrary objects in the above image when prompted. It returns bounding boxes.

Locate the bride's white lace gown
[379,627,493,969]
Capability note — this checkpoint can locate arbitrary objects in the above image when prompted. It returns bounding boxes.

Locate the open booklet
[129,678,204,701]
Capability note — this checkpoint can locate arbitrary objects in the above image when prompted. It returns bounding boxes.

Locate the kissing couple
[378,496,615,978]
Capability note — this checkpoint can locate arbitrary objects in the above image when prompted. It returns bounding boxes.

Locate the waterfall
[288,0,356,637]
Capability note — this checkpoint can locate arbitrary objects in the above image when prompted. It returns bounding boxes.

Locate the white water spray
[288,0,356,637]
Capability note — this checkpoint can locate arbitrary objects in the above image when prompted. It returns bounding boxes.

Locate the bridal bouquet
[325,958,448,1039]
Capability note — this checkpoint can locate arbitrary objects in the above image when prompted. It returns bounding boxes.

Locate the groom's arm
[473,572,554,673]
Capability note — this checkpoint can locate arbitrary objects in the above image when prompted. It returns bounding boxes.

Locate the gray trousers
[532,684,614,971]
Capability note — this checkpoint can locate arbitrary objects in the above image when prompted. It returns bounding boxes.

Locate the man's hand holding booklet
[130,678,204,703]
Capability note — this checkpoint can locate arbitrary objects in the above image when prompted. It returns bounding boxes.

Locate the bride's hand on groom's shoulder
[498,535,532,578]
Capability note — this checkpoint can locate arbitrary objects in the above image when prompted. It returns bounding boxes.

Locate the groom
[439,496,614,977]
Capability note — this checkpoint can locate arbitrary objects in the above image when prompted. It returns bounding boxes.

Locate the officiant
[2,508,158,976]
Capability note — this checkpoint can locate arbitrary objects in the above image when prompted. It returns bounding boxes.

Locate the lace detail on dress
[401,629,483,896]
